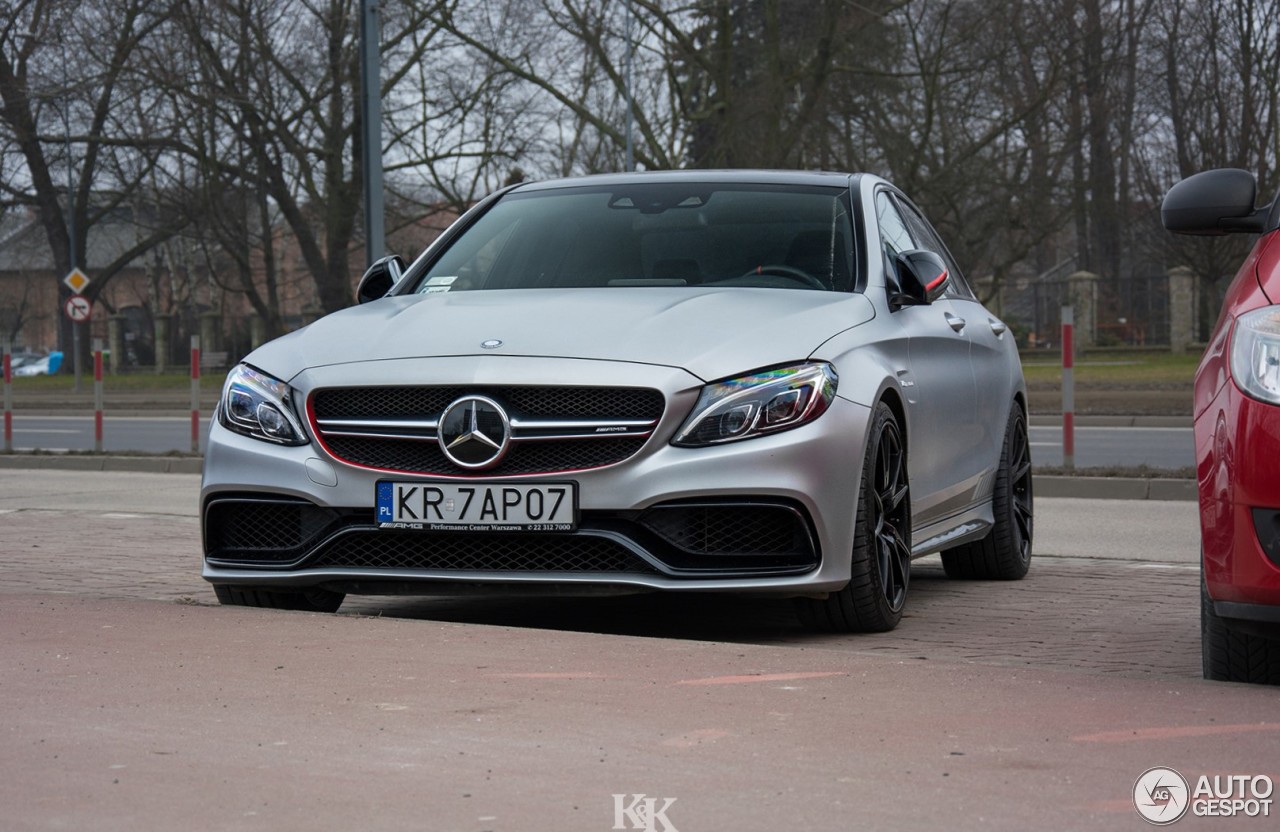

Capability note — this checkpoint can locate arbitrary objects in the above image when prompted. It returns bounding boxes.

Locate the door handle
[989,319,1008,336]
[944,312,966,333]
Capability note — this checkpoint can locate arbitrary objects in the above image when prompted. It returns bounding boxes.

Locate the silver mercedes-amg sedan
[202,170,1032,632]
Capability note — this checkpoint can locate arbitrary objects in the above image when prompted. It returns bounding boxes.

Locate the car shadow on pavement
[340,561,956,645]
[337,558,1204,680]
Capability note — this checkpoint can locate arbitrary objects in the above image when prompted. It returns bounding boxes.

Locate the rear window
[411,183,856,294]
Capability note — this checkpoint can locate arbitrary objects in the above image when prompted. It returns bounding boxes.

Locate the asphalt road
[8,415,211,453]
[5,469,1277,831]
[6,415,1196,469]
[1028,424,1193,469]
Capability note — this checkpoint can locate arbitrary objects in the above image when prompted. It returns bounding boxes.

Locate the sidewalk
[0,452,1197,499]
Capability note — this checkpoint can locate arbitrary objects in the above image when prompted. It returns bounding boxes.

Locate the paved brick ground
[0,507,1201,681]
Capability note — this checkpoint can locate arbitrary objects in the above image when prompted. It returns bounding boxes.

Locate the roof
[0,206,153,273]
[514,169,863,194]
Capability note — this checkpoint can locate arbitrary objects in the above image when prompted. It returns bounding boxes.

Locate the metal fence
[992,273,1218,350]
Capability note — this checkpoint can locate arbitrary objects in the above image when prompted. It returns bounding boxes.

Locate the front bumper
[202,356,871,595]
[1197,378,1280,612]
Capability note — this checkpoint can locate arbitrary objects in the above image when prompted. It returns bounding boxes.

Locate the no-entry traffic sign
[64,294,93,323]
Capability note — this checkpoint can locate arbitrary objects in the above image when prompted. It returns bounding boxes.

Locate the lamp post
[359,0,384,269]
[13,29,80,389]
[56,34,81,392]
[624,0,635,172]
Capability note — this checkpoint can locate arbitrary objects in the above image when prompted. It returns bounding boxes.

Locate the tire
[213,584,345,613]
[941,402,1032,580]
[795,401,911,633]
[1202,573,1280,684]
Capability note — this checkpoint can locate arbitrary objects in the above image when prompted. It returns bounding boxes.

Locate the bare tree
[1137,0,1280,335]
[150,0,454,315]
[0,0,186,365]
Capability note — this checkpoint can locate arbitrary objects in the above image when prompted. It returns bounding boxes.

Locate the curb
[0,455,203,475]
[1034,475,1196,501]
[1029,415,1191,428]
[0,454,1197,500]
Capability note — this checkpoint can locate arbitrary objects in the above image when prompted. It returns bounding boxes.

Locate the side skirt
[910,501,994,558]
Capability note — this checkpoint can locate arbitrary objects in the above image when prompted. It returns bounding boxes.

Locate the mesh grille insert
[312,385,664,475]
[205,499,345,561]
[313,386,663,421]
[311,531,654,573]
[323,435,646,475]
[638,504,811,556]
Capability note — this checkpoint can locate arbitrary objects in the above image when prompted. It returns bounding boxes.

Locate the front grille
[310,531,655,573]
[311,385,665,476]
[637,504,811,556]
[313,386,664,421]
[323,435,648,476]
[204,498,356,561]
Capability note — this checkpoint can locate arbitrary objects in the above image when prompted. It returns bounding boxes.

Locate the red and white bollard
[93,339,104,453]
[190,335,201,454]
[1061,306,1075,470]
[3,342,12,453]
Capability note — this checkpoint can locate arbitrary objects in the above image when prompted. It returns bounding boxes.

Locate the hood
[247,288,876,383]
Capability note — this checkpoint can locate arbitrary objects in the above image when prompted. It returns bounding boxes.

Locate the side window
[875,191,916,291]
[897,200,976,300]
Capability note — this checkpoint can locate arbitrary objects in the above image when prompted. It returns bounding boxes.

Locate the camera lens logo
[1134,767,1190,825]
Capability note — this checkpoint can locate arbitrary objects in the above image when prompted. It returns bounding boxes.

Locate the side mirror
[889,250,949,310]
[1162,169,1269,236]
[355,254,406,304]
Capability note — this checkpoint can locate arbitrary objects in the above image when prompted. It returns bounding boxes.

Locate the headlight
[219,364,309,445]
[673,363,837,447]
[1231,306,1280,405]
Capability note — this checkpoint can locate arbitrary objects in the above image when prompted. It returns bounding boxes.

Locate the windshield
[412,183,856,294]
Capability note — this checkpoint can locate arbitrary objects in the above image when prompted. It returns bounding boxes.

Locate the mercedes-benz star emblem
[438,395,511,469]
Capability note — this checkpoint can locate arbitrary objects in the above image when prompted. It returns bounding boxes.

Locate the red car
[1164,168,1280,684]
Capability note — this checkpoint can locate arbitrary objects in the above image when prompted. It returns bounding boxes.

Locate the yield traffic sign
[63,267,91,294]
[64,294,93,323]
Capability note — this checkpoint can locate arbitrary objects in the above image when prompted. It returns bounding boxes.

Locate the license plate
[376,481,577,531]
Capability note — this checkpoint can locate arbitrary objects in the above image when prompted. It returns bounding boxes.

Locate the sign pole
[3,340,11,453]
[93,339,103,453]
[73,321,81,394]
[1061,306,1075,470]
[190,335,200,454]
[62,269,92,394]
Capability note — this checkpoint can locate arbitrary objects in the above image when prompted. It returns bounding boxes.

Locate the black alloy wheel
[941,403,1033,580]
[872,413,911,613]
[796,401,911,632]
